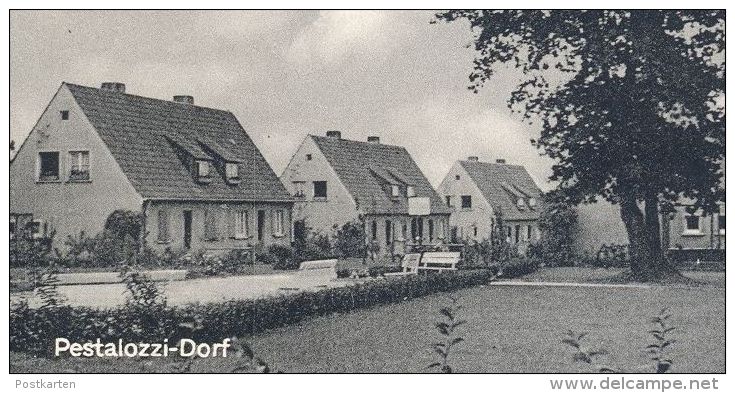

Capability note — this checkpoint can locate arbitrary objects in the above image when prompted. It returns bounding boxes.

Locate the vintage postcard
[5,5,727,391]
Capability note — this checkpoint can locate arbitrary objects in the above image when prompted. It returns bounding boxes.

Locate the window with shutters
[235,210,249,239]
[204,210,218,241]
[273,210,285,237]
[385,220,392,245]
[157,210,170,242]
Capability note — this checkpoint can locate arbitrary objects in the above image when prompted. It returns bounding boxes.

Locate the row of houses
[9,83,724,261]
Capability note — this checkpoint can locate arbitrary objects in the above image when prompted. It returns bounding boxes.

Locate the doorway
[183,210,192,249]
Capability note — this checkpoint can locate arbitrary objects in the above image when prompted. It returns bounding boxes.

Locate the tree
[435,10,725,280]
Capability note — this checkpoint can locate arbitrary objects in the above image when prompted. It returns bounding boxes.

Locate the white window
[31,219,45,239]
[197,160,210,177]
[273,210,285,236]
[68,151,90,181]
[292,181,306,198]
[529,198,537,208]
[517,198,526,209]
[225,163,239,179]
[391,185,400,197]
[718,205,725,235]
[235,210,249,239]
[437,220,446,239]
[407,186,416,197]
[37,151,60,181]
[684,214,701,234]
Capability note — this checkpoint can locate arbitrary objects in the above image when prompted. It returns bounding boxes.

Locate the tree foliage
[436,10,725,279]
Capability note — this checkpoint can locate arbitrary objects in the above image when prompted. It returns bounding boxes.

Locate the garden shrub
[530,198,579,266]
[333,220,368,259]
[9,232,56,268]
[10,269,494,356]
[269,244,297,270]
[500,256,540,278]
[294,231,334,262]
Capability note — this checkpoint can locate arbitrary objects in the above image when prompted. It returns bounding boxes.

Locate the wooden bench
[418,252,461,272]
[384,253,421,277]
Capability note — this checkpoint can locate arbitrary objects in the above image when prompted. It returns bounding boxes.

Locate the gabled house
[437,157,543,251]
[280,131,452,258]
[10,82,293,252]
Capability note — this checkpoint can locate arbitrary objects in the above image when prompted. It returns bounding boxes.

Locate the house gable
[437,161,494,239]
[280,136,359,232]
[10,83,143,244]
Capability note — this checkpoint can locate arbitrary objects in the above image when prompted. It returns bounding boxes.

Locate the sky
[10,10,555,189]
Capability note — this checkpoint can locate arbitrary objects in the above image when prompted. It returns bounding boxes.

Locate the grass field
[10,269,724,373]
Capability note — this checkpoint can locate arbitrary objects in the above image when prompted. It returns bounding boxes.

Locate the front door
[257,210,266,241]
[183,210,192,249]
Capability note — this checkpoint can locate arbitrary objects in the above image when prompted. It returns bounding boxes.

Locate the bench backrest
[299,259,338,271]
[400,253,422,273]
[420,252,461,271]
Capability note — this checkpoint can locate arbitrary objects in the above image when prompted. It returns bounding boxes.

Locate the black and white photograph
[4,3,728,389]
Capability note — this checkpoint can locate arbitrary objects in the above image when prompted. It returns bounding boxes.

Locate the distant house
[280,131,452,258]
[436,157,543,252]
[574,200,725,256]
[10,82,293,252]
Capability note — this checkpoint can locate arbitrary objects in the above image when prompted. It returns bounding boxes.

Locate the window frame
[234,210,250,239]
[30,219,46,240]
[37,151,61,182]
[273,210,285,237]
[407,186,416,197]
[60,110,70,120]
[313,181,328,199]
[445,195,452,207]
[225,162,239,180]
[461,195,472,209]
[683,213,702,235]
[391,184,401,198]
[68,150,91,182]
[197,160,211,178]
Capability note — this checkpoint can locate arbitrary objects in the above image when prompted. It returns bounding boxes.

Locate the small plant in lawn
[428,296,465,373]
[648,308,676,373]
[229,337,277,373]
[562,331,611,371]
[563,308,676,373]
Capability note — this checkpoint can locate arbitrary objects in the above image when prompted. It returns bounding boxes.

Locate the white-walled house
[281,131,452,258]
[10,82,293,253]
[437,157,543,252]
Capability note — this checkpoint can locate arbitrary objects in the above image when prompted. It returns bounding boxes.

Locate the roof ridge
[64,82,233,115]
[310,134,404,149]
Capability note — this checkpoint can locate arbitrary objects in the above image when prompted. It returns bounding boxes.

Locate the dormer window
[196,160,211,180]
[517,198,526,209]
[225,162,240,183]
[529,198,537,208]
[407,186,416,197]
[391,185,401,197]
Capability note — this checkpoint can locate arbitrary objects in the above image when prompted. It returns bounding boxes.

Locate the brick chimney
[467,156,479,162]
[496,158,506,164]
[367,136,380,143]
[100,82,126,93]
[326,130,342,139]
[173,95,194,105]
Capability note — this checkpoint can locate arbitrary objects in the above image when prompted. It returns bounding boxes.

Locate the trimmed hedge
[10,269,494,356]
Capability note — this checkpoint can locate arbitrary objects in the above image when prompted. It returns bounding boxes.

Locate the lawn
[10,270,724,373]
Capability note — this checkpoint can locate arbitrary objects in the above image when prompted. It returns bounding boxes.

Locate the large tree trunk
[619,194,680,281]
